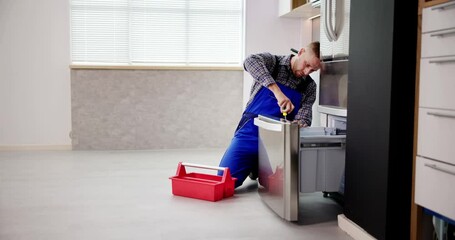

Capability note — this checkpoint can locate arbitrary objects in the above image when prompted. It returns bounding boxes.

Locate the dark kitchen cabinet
[343,0,418,239]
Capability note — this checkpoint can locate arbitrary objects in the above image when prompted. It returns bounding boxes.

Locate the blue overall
[219,82,303,188]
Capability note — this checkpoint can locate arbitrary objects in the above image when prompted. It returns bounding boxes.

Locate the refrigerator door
[318,59,348,117]
[254,115,299,221]
[320,0,351,60]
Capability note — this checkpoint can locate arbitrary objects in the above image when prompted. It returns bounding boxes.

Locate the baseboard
[0,145,72,151]
[338,214,377,240]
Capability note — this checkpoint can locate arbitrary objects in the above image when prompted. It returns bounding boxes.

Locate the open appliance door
[254,115,300,221]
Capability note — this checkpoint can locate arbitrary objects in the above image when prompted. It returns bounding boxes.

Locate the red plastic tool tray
[169,162,237,202]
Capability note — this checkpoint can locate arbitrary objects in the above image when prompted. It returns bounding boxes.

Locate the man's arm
[243,53,277,88]
[244,53,293,112]
[294,81,317,127]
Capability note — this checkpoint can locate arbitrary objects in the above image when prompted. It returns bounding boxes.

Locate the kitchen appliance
[319,0,350,118]
[320,0,350,60]
[254,115,299,221]
[254,115,346,221]
[318,59,348,117]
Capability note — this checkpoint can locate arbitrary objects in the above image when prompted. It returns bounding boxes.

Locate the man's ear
[298,48,305,56]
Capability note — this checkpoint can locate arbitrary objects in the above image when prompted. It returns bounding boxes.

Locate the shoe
[249,172,258,180]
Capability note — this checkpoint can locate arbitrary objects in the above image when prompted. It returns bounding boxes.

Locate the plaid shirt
[244,52,316,126]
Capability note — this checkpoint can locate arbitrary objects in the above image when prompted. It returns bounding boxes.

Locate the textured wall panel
[71,70,243,150]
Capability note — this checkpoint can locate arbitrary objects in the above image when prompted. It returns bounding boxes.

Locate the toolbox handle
[172,162,237,200]
[181,162,227,171]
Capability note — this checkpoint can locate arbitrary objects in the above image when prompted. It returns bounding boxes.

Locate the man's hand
[267,83,294,114]
[292,120,308,128]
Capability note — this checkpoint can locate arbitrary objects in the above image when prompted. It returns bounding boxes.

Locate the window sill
[70,64,243,71]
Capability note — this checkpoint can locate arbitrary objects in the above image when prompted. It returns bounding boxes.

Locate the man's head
[290,41,321,78]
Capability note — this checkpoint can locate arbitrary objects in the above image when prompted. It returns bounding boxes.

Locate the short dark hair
[307,41,320,59]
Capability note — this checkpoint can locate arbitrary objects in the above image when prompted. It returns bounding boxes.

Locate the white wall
[0,0,71,148]
[302,18,322,127]
[0,0,320,149]
[243,0,302,108]
[243,0,321,126]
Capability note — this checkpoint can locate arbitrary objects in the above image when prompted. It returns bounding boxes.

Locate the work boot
[249,172,258,180]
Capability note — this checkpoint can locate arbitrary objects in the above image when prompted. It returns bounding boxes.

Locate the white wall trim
[338,214,377,240]
[0,145,72,151]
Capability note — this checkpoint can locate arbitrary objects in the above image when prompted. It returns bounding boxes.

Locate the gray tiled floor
[0,149,353,240]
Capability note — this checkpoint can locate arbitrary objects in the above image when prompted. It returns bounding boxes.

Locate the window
[70,0,244,67]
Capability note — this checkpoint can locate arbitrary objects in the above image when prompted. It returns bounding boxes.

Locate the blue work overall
[219,82,303,188]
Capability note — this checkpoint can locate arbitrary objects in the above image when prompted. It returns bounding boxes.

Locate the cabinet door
[422,2,455,33]
[419,57,455,110]
[279,0,293,16]
[418,108,455,166]
[415,156,455,220]
[421,28,455,58]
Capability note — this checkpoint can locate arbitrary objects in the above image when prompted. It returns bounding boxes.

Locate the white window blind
[70,0,244,66]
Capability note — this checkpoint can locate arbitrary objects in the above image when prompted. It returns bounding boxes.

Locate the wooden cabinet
[421,0,452,8]
[414,0,455,223]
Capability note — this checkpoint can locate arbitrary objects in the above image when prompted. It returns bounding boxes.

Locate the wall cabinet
[278,0,320,18]
[421,0,451,8]
[415,0,455,222]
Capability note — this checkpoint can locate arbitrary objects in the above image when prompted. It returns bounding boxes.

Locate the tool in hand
[282,106,287,121]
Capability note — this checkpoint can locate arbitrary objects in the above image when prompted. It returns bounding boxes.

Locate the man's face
[292,51,321,78]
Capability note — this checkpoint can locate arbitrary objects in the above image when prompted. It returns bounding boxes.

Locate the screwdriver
[282,106,287,121]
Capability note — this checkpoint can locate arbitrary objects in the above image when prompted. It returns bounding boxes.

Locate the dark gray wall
[344,0,417,239]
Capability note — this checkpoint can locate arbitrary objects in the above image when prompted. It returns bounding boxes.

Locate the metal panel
[255,115,299,221]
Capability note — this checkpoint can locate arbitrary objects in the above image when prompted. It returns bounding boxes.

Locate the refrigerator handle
[323,0,334,41]
[253,118,283,132]
[327,0,338,41]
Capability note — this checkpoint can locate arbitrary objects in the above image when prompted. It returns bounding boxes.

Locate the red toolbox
[169,162,236,202]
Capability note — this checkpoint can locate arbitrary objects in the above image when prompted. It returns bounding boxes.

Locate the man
[219,41,321,188]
